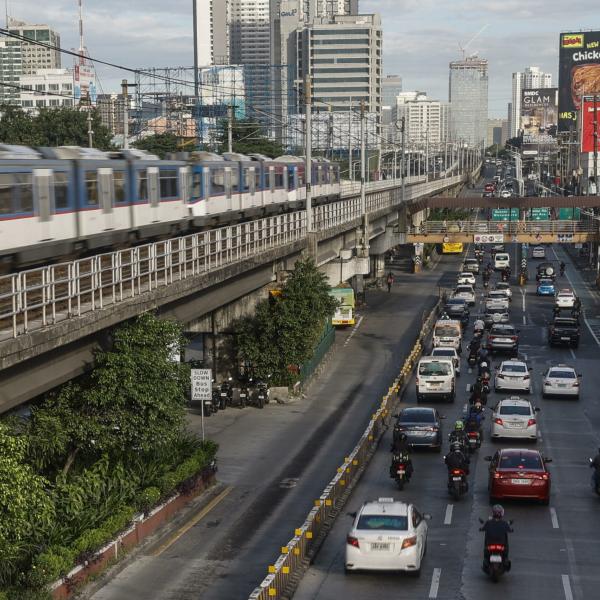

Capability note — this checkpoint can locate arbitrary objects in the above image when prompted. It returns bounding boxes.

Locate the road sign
[529,208,549,221]
[474,234,504,244]
[557,234,574,243]
[191,369,212,402]
[491,208,519,222]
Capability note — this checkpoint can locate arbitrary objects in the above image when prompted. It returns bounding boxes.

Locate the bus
[329,285,356,326]
[442,242,464,254]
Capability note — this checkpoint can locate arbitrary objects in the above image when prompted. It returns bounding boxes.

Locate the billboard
[581,98,600,153]
[558,31,600,131]
[74,64,96,106]
[520,88,558,155]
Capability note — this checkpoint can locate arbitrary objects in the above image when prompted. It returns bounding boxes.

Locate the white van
[416,357,455,402]
[494,252,510,271]
[433,319,462,352]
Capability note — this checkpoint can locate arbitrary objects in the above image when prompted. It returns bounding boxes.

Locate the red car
[484,183,496,193]
[486,449,551,505]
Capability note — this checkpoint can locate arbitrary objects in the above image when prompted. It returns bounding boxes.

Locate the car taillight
[452,469,464,475]
[494,418,503,425]
[497,374,505,379]
[524,375,530,380]
[541,473,550,480]
[488,336,496,341]
[573,381,579,387]
[415,378,419,385]
[493,472,501,479]
[487,544,505,552]
[527,418,536,427]
[511,336,518,342]
[347,535,360,548]
[401,536,417,550]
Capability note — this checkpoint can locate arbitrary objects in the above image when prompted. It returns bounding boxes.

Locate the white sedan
[345,498,430,574]
[495,360,532,393]
[542,365,580,399]
[457,272,476,286]
[454,285,476,306]
[491,396,539,440]
[485,291,510,311]
[500,189,512,198]
[532,245,546,259]
[494,282,512,300]
[555,290,576,308]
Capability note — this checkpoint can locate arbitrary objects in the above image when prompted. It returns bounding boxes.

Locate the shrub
[157,472,179,497]
[27,545,76,588]
[102,506,135,537]
[135,487,161,514]
[73,528,110,557]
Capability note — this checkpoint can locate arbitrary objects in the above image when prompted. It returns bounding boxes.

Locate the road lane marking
[521,289,526,312]
[151,486,233,556]
[550,507,559,529]
[429,568,442,598]
[343,315,364,347]
[523,315,527,325]
[562,574,574,600]
[443,504,453,525]
[569,348,576,360]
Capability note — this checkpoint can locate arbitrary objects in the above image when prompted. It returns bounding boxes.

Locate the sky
[6,0,600,118]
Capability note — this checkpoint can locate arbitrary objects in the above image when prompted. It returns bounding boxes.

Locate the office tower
[395,92,449,147]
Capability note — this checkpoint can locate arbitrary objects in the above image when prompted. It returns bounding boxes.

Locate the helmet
[480,361,488,369]
[454,420,464,431]
[397,432,408,443]
[474,401,482,411]
[492,504,505,519]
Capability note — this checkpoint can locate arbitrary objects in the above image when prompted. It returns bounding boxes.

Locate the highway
[88,231,463,599]
[293,240,600,597]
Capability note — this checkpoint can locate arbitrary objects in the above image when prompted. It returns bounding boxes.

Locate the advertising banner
[474,234,504,244]
[581,98,600,153]
[520,88,558,155]
[74,64,96,106]
[558,31,600,131]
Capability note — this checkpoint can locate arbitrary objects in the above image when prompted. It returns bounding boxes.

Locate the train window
[192,172,202,199]
[210,168,225,195]
[264,170,271,191]
[14,173,33,213]
[113,171,126,203]
[297,167,305,187]
[54,172,69,209]
[275,170,284,189]
[85,172,99,206]
[242,168,251,192]
[230,168,239,193]
[0,174,11,214]
[255,169,261,191]
[159,169,178,199]
[137,170,148,202]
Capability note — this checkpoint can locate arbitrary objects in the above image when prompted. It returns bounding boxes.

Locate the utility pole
[594,94,599,195]
[87,109,93,148]
[348,98,353,180]
[121,79,129,150]
[401,116,406,204]
[305,75,313,233]
[227,105,233,154]
[360,100,366,216]
[425,129,429,182]
[328,104,334,161]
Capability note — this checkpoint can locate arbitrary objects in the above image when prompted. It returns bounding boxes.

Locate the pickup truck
[548,317,580,348]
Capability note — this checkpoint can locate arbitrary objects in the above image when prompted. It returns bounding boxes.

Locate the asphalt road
[89,239,463,598]
[293,242,600,600]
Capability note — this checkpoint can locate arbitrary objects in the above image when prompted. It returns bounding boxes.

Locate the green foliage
[236,258,337,385]
[216,118,283,157]
[0,423,55,587]
[27,546,76,588]
[135,487,161,513]
[132,133,181,159]
[0,104,113,150]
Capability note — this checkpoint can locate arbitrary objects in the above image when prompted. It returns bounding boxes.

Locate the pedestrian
[386,272,394,293]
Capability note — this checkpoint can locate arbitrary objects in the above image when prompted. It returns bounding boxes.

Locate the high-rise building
[195,0,229,66]
[0,37,22,105]
[303,0,359,19]
[8,19,61,74]
[487,118,505,147]
[18,69,74,114]
[395,91,449,147]
[449,56,488,146]
[97,93,126,136]
[382,75,402,108]
[509,66,552,138]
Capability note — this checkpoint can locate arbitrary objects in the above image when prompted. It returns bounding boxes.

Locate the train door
[33,169,55,240]
[179,166,191,218]
[224,167,232,211]
[98,168,115,230]
[148,167,160,222]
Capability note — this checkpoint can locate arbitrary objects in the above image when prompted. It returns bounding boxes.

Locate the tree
[27,313,190,477]
[0,423,55,586]
[132,133,182,159]
[216,118,283,157]
[236,258,337,385]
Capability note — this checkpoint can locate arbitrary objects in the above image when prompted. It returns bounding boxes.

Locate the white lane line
[569,348,576,360]
[343,315,364,347]
[443,504,453,525]
[523,315,527,325]
[429,568,442,599]
[562,574,574,600]
[550,507,560,529]
[521,289,526,312]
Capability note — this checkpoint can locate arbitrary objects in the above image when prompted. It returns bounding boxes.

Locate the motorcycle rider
[474,317,485,334]
[480,505,513,571]
[390,432,413,481]
[449,420,469,450]
[445,441,470,485]
[464,404,484,439]
[470,377,488,405]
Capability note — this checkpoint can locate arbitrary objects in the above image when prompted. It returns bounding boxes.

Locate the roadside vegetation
[0,313,217,597]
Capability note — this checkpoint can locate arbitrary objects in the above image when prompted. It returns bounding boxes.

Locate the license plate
[370,543,390,551]
[561,337,570,341]
[429,382,441,387]
[412,431,429,436]
[397,469,405,475]
[497,338,511,343]
[506,422,523,428]
[490,555,503,563]
[452,476,462,481]
[511,478,530,485]
[557,384,567,388]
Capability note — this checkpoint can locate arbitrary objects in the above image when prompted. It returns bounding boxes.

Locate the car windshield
[502,363,527,373]
[499,405,531,416]
[447,299,465,305]
[357,515,408,531]
[488,292,504,298]
[498,453,543,470]
[435,325,458,337]
[419,362,451,376]
[496,254,509,260]
[432,349,454,357]
[492,326,514,334]
[548,370,576,379]
[487,309,506,316]
[456,286,472,293]
[554,319,577,326]
[399,410,435,423]
[539,280,553,285]
[558,293,573,298]
[496,283,508,289]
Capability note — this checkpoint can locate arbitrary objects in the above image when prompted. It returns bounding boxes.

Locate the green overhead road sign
[491,208,519,221]
[529,208,549,221]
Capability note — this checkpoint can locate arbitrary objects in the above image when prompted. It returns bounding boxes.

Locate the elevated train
[0,145,340,268]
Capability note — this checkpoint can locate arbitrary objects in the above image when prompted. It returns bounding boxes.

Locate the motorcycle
[468,350,478,367]
[466,429,482,452]
[448,468,468,500]
[238,384,250,408]
[253,380,270,408]
[218,378,233,410]
[483,280,489,290]
[589,459,600,495]
[390,454,411,490]
[480,372,491,395]
[484,543,509,582]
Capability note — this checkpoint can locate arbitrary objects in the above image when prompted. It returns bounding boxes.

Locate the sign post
[191,369,212,440]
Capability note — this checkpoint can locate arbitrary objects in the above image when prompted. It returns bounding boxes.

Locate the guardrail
[248,297,443,600]
[0,175,465,341]
[410,219,597,236]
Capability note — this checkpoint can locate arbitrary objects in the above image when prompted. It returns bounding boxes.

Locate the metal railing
[409,219,598,236]
[0,175,465,341]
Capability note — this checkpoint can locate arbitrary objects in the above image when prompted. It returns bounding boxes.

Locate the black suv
[548,317,580,348]
[443,298,470,327]
[536,262,556,281]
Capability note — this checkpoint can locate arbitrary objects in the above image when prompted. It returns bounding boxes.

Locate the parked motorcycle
[218,378,233,410]
[253,380,270,408]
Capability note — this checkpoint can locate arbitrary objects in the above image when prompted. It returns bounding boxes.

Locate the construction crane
[458,24,489,59]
